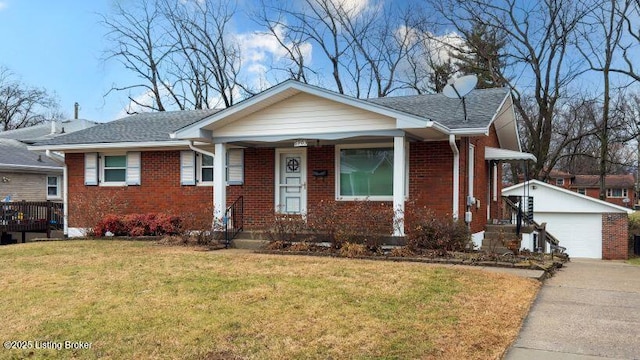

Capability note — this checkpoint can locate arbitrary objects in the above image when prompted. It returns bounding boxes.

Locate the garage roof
[503,179,633,214]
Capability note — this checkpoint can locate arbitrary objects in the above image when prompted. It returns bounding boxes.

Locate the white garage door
[535,213,602,259]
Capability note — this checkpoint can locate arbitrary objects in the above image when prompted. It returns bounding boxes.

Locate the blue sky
[0,0,320,122]
[0,1,132,122]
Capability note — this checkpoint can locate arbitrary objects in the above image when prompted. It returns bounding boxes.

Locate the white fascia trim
[172,80,431,139]
[212,129,406,144]
[487,92,510,128]
[0,163,63,171]
[28,140,193,152]
[449,127,491,136]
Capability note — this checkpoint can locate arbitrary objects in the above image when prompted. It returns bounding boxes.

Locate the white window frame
[576,188,586,195]
[46,175,61,200]
[606,188,628,198]
[101,153,128,186]
[556,178,564,186]
[335,143,408,201]
[197,153,214,186]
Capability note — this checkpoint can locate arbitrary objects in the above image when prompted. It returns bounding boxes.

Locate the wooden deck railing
[0,201,63,241]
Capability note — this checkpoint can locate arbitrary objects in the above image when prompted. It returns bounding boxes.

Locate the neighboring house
[30,80,534,241]
[0,119,97,203]
[0,139,64,202]
[0,119,96,144]
[504,180,632,259]
[546,170,636,208]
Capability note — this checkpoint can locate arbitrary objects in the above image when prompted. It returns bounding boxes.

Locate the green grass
[627,257,640,265]
[0,241,539,359]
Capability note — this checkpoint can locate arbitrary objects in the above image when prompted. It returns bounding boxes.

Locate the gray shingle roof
[571,174,635,188]
[0,139,61,169]
[32,85,509,147]
[0,119,98,143]
[33,110,219,146]
[367,87,509,129]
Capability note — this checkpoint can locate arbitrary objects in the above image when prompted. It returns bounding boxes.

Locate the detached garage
[503,180,633,259]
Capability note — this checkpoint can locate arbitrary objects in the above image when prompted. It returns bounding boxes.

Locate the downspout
[188,141,217,223]
[188,141,215,158]
[45,150,67,237]
[449,134,459,220]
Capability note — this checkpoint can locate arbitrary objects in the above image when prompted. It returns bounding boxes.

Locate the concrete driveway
[505,259,640,360]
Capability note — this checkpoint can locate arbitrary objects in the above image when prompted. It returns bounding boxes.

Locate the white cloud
[333,0,371,16]
[235,24,313,87]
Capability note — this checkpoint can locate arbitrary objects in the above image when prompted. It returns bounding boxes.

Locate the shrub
[629,212,640,244]
[404,206,470,253]
[93,214,125,237]
[265,214,309,243]
[94,213,183,237]
[339,242,371,258]
[307,199,393,250]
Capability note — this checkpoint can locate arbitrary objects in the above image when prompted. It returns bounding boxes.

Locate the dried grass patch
[0,241,539,359]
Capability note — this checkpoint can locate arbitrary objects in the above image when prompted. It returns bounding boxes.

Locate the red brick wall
[459,125,502,233]
[408,141,454,215]
[226,147,275,228]
[66,151,212,228]
[66,132,501,234]
[602,213,629,260]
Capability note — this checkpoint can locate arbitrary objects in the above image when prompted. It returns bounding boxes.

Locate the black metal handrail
[224,196,243,248]
[502,195,560,248]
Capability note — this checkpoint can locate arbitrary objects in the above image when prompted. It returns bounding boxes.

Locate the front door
[276,149,307,214]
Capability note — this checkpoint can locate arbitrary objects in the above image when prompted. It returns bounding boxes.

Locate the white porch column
[213,143,227,227]
[393,136,406,236]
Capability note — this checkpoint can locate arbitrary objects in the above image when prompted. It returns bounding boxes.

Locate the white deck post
[393,136,406,236]
[213,143,227,228]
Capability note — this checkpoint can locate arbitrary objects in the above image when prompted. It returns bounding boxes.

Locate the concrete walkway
[505,259,640,359]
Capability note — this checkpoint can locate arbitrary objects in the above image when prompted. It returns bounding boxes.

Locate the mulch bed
[256,242,568,278]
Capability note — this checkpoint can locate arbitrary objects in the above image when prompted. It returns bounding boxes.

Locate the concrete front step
[231,238,269,250]
[233,230,268,241]
[484,232,521,242]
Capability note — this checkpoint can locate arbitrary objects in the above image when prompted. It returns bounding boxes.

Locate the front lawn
[628,257,640,265]
[0,241,539,359]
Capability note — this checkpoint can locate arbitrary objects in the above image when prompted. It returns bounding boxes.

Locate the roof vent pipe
[74,102,79,119]
[50,120,56,134]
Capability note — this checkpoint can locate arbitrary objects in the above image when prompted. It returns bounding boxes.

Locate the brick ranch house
[30,81,535,243]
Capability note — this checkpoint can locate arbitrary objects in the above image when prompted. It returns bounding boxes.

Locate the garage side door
[535,213,602,259]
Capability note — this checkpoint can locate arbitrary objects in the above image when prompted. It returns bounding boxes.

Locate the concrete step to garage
[482,224,523,254]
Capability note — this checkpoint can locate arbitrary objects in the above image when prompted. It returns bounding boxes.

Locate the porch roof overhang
[485,147,537,162]
[171,81,434,142]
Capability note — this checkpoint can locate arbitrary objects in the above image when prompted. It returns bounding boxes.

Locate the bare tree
[399,30,461,94]
[338,3,422,97]
[252,2,316,84]
[258,0,353,94]
[578,0,639,199]
[430,0,589,180]
[0,67,61,131]
[161,0,242,108]
[102,0,243,112]
[101,0,175,112]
